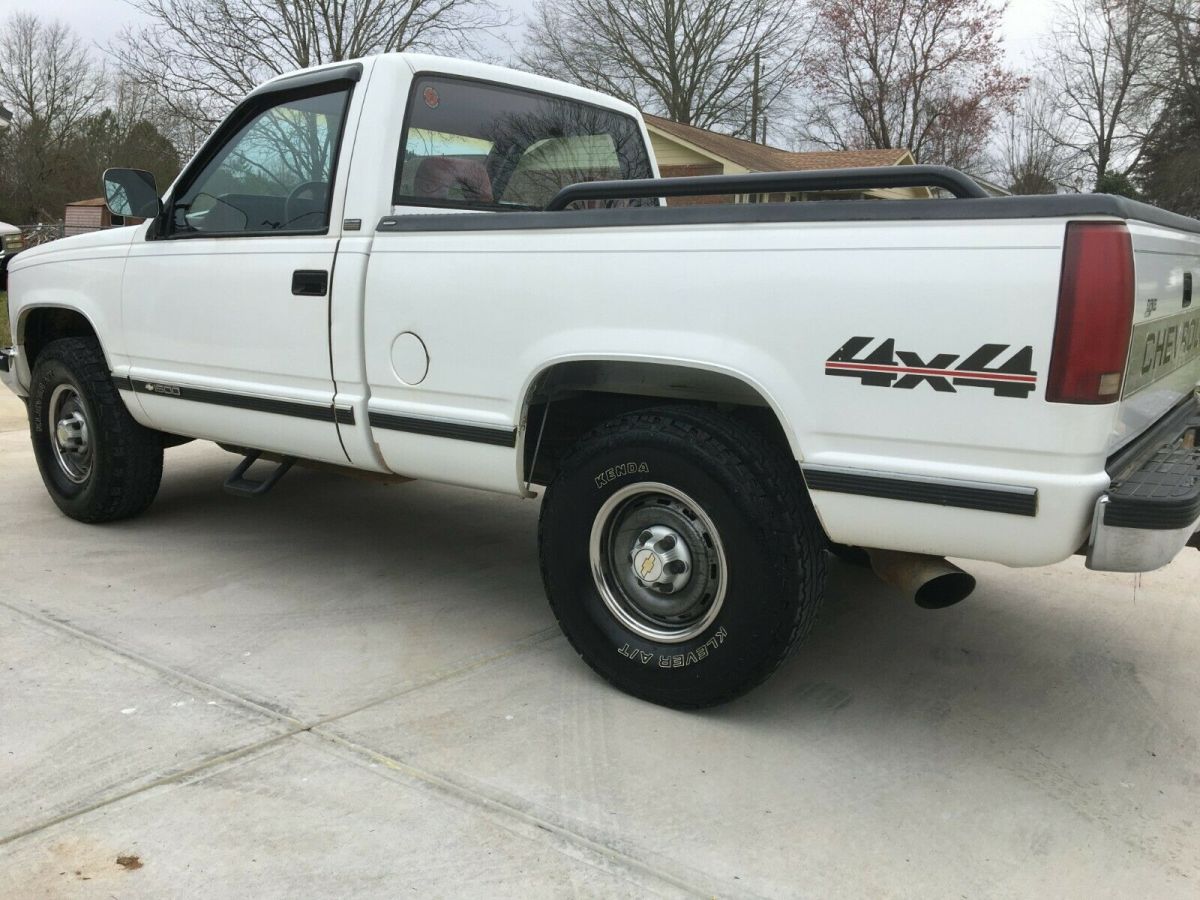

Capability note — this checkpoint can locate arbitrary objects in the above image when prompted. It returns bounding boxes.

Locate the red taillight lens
[1047,222,1135,404]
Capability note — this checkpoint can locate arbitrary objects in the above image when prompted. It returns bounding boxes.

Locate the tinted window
[171,88,350,235]
[394,76,654,211]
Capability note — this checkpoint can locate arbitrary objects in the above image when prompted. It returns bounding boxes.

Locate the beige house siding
[648,131,716,168]
[646,124,751,175]
[643,116,930,204]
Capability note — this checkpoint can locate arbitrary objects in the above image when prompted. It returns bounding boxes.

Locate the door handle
[292,269,328,297]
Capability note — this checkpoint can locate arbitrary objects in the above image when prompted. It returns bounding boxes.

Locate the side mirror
[102,168,162,219]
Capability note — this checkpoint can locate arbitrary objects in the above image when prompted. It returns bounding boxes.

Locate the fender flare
[515,354,805,478]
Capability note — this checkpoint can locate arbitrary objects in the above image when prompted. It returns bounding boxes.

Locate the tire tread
[31,337,162,522]
[539,405,826,708]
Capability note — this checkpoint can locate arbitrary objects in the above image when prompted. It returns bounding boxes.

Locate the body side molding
[368,410,517,447]
[114,375,353,424]
[802,464,1039,517]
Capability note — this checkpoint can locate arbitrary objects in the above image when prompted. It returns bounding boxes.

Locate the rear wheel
[29,337,163,522]
[539,406,826,708]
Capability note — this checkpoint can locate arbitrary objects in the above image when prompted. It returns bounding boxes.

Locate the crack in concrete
[0,601,731,895]
[304,729,741,899]
[0,601,554,827]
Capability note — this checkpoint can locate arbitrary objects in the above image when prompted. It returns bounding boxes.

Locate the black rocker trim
[116,375,352,424]
[114,375,514,444]
[802,465,1038,517]
[367,410,516,447]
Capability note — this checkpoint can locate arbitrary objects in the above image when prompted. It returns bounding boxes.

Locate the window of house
[394,76,655,211]
[170,87,350,235]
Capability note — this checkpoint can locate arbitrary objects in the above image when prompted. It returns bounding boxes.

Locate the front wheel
[29,337,164,522]
[539,406,826,708]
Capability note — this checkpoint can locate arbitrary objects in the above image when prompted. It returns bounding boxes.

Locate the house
[642,114,930,204]
[64,198,132,236]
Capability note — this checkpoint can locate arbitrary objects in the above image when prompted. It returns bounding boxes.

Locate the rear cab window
[394,75,654,211]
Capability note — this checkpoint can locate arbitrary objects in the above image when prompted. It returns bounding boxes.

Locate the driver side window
[171,88,349,236]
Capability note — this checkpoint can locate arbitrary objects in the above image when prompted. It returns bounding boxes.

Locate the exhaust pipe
[868,549,976,609]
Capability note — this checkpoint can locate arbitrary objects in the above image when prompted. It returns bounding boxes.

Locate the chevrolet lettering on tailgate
[1125,307,1200,396]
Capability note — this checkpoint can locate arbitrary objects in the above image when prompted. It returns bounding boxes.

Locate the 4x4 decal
[826,337,1038,398]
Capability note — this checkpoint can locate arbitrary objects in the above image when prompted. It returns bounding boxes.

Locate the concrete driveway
[1,391,1198,898]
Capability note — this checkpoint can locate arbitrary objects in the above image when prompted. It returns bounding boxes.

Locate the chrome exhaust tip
[868,549,977,609]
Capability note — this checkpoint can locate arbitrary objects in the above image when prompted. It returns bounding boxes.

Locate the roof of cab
[250,53,643,123]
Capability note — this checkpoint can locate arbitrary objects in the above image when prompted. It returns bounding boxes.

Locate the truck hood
[8,225,141,272]
[0,220,19,236]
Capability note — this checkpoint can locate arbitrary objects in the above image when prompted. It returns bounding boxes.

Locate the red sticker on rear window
[423,87,440,109]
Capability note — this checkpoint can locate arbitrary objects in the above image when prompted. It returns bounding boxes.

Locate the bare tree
[1127,2,1200,208]
[1149,1,1200,118]
[0,13,107,221]
[992,79,1075,193]
[113,0,510,147]
[1045,0,1165,188]
[797,0,1024,169]
[0,13,106,145]
[518,0,809,135]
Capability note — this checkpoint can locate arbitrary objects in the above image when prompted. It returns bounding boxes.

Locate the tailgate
[1114,222,1200,450]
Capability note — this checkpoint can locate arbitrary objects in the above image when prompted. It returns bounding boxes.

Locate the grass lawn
[0,290,8,344]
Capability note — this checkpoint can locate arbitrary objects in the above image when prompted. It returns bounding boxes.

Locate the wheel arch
[517,356,803,486]
[18,303,105,370]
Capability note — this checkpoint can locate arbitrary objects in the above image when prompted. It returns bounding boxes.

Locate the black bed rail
[544,165,990,210]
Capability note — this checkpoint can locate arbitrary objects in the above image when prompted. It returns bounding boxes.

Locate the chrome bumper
[0,346,25,398]
[1087,496,1199,572]
[1086,395,1200,572]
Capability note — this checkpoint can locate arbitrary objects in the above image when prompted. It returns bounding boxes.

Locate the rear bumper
[1086,393,1200,572]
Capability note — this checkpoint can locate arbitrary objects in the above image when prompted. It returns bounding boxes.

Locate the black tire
[539,406,827,708]
[28,337,163,522]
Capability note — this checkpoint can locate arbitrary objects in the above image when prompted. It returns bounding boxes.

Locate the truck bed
[378,191,1200,236]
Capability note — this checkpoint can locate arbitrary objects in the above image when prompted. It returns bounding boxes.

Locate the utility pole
[750,53,761,143]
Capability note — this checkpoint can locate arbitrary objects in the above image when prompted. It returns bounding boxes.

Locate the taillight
[1047,222,1135,404]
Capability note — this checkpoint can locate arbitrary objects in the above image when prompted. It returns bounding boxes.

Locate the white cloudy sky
[11,0,1055,66]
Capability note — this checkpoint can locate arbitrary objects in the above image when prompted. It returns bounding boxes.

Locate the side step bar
[224,449,296,497]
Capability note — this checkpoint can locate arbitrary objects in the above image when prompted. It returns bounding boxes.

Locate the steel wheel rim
[49,383,92,484]
[589,482,727,644]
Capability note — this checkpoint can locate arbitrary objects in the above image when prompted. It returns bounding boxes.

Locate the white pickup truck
[0,220,22,288]
[3,54,1199,707]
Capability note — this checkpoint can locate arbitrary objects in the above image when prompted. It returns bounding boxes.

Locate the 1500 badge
[826,337,1038,399]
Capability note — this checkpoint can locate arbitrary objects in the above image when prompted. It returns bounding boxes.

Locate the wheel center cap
[633,548,664,583]
[629,524,692,594]
[55,414,87,452]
